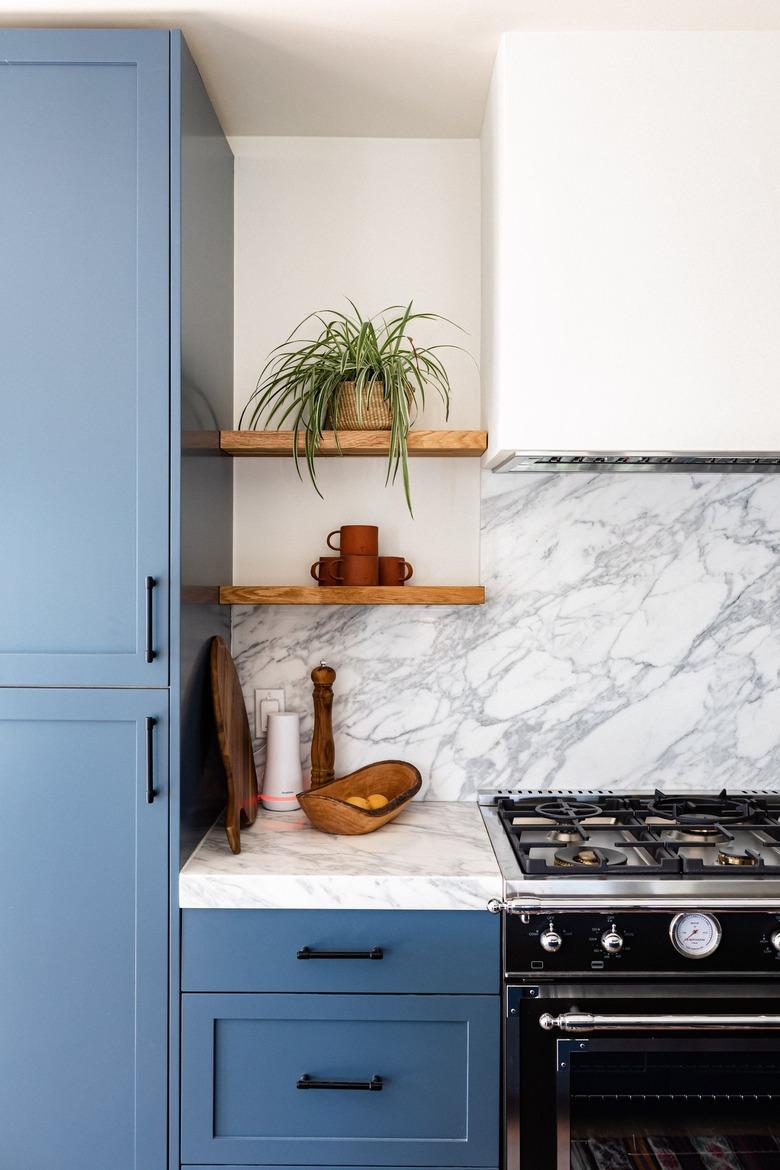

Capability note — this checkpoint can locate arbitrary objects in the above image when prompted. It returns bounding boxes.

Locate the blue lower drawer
[182,909,499,994]
[181,993,499,1167]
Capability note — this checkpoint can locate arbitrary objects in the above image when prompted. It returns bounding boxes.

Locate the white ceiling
[3,0,780,136]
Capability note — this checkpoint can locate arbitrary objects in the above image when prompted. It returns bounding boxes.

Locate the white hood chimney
[481,32,780,471]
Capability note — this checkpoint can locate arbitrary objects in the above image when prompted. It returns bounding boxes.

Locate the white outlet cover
[254,688,285,735]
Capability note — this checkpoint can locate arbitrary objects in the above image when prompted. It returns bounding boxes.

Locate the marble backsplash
[232,471,780,799]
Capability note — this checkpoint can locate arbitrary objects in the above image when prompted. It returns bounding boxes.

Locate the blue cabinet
[0,688,168,1170]
[0,33,177,1166]
[0,25,236,1170]
[180,911,501,1170]
[181,992,499,1167]
[0,30,170,687]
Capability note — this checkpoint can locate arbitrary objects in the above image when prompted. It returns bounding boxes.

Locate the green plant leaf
[240,300,475,515]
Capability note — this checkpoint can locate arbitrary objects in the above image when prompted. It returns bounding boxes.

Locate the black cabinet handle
[297,946,383,961]
[297,1074,383,1092]
[145,576,157,663]
[145,717,157,804]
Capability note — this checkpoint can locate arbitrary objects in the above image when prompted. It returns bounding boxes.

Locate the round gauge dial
[670,912,722,959]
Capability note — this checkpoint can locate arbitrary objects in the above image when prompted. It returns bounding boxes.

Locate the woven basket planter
[330,380,411,431]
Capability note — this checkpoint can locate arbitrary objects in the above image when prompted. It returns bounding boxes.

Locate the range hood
[492,452,780,474]
[480,33,780,468]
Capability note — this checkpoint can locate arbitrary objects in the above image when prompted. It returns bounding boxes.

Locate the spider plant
[239,301,468,515]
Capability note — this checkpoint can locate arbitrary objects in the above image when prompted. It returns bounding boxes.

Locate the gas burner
[554,845,628,868]
[717,846,760,867]
[647,790,750,827]
[533,799,607,843]
[547,827,585,844]
[664,825,729,844]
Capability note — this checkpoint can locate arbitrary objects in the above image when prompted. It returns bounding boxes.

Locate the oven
[480,790,780,1169]
[506,979,780,1170]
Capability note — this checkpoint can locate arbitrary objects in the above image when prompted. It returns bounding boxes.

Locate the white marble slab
[233,471,780,797]
[179,801,502,910]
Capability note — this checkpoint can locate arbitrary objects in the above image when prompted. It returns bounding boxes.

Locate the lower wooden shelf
[219,585,485,606]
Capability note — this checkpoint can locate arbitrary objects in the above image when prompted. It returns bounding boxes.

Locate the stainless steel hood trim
[489,450,780,473]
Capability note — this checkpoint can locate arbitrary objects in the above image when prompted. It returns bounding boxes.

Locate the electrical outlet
[254,688,285,735]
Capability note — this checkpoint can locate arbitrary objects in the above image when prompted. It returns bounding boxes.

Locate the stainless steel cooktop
[479,789,780,911]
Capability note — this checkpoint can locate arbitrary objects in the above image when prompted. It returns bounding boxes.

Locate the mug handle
[331,559,344,583]
[310,561,321,582]
[326,530,341,551]
[402,561,414,582]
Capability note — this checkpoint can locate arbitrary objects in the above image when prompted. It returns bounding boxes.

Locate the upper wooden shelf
[220,429,487,458]
[220,585,485,606]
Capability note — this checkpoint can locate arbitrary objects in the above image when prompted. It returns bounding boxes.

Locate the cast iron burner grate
[534,799,604,824]
[497,790,780,878]
[646,790,752,826]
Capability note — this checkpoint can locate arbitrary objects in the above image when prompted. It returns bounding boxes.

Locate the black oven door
[507,983,780,1170]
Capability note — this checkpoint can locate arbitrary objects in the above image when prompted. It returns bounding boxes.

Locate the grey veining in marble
[179,801,502,909]
[233,472,780,798]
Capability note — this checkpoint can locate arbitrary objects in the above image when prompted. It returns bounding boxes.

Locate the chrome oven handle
[540,1012,780,1033]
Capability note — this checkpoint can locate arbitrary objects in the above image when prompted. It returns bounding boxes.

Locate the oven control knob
[601,928,624,954]
[770,930,780,953]
[540,928,563,954]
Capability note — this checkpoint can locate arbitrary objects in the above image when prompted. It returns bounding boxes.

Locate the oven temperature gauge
[670,912,722,959]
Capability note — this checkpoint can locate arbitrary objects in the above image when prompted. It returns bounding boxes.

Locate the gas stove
[480,788,780,910]
[485,791,780,1170]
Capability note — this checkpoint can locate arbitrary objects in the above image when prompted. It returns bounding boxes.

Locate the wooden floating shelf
[219,585,486,606]
[220,429,487,458]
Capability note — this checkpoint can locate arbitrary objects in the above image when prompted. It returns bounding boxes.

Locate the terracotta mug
[326,524,379,557]
[310,556,341,587]
[379,556,414,586]
[333,554,379,586]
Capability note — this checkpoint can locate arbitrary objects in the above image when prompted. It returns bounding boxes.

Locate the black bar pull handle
[145,717,157,804]
[297,946,383,961]
[145,576,157,663]
[297,1074,383,1092]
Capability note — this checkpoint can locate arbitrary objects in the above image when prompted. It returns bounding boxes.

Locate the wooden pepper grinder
[310,661,336,788]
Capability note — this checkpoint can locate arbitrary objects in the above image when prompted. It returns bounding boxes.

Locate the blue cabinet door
[0,30,170,686]
[0,688,168,1170]
[181,993,500,1167]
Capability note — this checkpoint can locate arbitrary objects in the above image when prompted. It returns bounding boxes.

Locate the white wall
[232,136,481,584]
[482,32,780,460]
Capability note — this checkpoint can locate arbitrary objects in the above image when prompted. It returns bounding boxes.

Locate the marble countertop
[180,801,502,911]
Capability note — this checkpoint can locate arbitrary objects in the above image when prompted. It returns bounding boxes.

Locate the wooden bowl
[297,761,422,835]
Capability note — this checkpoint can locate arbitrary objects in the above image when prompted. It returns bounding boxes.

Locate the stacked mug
[311,525,413,587]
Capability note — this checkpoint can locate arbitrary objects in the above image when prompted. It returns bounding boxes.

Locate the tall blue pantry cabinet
[0,29,233,1170]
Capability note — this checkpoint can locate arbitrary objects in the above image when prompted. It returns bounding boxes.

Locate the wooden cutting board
[209,635,258,854]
